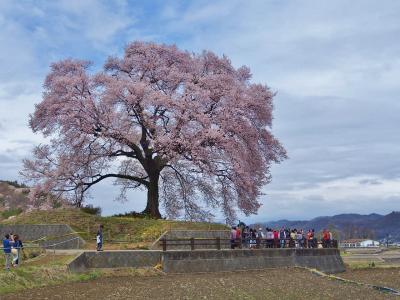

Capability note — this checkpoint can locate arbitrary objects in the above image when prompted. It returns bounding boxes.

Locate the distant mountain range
[254,212,400,242]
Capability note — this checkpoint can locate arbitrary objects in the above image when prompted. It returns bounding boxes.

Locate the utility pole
[385,234,391,248]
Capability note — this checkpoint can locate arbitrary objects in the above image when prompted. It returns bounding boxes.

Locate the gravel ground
[2,268,397,300]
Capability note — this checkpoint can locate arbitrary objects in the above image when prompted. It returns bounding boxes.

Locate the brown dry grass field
[341,267,400,291]
[2,248,400,299]
[2,267,399,300]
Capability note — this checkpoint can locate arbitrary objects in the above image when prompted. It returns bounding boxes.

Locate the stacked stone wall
[0,224,85,249]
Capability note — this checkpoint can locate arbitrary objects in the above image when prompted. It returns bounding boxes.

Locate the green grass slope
[1,208,228,245]
[0,254,100,295]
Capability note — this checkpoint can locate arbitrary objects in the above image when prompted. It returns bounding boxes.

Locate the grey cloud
[246,190,400,223]
[304,195,326,203]
[249,193,332,222]
[0,153,18,164]
[9,139,36,146]
[0,153,21,181]
[359,179,383,185]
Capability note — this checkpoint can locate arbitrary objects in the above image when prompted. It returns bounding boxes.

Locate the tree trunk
[142,174,161,219]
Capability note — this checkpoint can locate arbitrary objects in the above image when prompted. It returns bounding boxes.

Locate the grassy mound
[0,252,165,296]
[1,208,228,245]
[0,255,99,295]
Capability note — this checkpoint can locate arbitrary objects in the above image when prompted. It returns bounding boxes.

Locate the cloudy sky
[0,0,399,222]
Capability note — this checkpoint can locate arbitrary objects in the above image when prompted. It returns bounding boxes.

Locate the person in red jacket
[236,227,241,248]
[273,230,279,248]
[306,230,313,248]
[230,227,237,249]
[322,229,330,248]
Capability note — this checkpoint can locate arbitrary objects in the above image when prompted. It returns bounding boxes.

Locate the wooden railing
[159,238,338,251]
[160,237,228,251]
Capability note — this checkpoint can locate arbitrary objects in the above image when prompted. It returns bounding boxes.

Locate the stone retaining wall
[162,248,345,274]
[68,250,162,272]
[68,248,344,274]
[0,224,85,249]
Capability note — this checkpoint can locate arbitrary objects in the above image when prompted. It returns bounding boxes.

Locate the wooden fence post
[190,238,195,251]
[216,237,221,250]
[162,238,167,252]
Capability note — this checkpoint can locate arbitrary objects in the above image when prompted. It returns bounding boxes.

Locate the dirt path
[2,268,396,300]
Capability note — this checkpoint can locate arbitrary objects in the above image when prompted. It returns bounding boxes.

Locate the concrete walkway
[45,249,84,255]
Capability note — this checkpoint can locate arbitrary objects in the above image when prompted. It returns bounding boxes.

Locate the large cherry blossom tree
[22,41,286,221]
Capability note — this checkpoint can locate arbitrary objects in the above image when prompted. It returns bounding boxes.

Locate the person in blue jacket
[3,234,12,271]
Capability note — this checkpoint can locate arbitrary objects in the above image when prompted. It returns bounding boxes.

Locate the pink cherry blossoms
[21,41,287,221]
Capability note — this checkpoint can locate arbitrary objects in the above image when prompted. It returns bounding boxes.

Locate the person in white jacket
[96,224,103,251]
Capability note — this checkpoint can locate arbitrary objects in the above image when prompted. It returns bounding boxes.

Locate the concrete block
[68,250,162,272]
[162,248,345,274]
[67,248,345,275]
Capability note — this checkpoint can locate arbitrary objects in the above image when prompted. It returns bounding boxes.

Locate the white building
[340,239,380,248]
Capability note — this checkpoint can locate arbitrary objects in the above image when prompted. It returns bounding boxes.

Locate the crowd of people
[230,223,336,249]
[2,233,24,271]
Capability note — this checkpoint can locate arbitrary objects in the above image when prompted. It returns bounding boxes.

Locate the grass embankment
[0,251,164,295]
[0,254,101,295]
[1,208,228,248]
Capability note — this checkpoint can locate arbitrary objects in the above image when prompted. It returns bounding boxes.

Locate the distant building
[340,239,380,248]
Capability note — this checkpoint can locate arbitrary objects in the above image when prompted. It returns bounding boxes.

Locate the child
[96,225,103,251]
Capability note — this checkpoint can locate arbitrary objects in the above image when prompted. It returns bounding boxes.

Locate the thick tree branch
[81,173,149,191]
